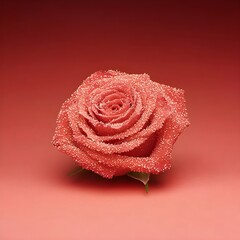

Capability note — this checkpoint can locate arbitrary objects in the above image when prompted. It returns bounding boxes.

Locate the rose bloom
[52,70,189,178]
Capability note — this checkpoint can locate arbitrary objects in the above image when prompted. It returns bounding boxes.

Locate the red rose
[52,70,189,179]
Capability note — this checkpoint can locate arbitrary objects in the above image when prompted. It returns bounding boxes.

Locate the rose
[52,70,189,179]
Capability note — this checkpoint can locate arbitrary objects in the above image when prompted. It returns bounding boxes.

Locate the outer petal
[159,84,190,128]
[150,85,190,166]
[80,140,171,175]
[52,93,120,178]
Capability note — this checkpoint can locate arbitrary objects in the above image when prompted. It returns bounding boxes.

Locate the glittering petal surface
[52,70,190,178]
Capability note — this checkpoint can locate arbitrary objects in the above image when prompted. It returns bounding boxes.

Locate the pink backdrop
[1,1,240,239]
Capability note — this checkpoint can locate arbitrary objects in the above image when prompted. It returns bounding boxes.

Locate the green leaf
[145,183,149,193]
[127,172,150,193]
[68,166,84,176]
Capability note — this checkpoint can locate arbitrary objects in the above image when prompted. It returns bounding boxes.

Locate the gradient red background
[1,1,240,239]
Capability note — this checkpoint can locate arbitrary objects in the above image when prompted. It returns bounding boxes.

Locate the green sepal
[127,172,150,193]
[68,166,83,176]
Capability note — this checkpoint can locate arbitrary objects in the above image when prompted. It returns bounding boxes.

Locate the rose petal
[52,93,122,178]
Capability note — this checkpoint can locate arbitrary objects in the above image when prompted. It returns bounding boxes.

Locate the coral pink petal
[81,143,171,174]
[52,93,120,178]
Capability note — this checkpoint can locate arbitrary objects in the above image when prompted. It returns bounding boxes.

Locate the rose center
[88,86,136,124]
[98,97,128,115]
[110,104,120,112]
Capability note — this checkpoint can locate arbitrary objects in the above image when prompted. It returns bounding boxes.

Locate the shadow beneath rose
[57,160,191,193]
[51,152,201,193]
